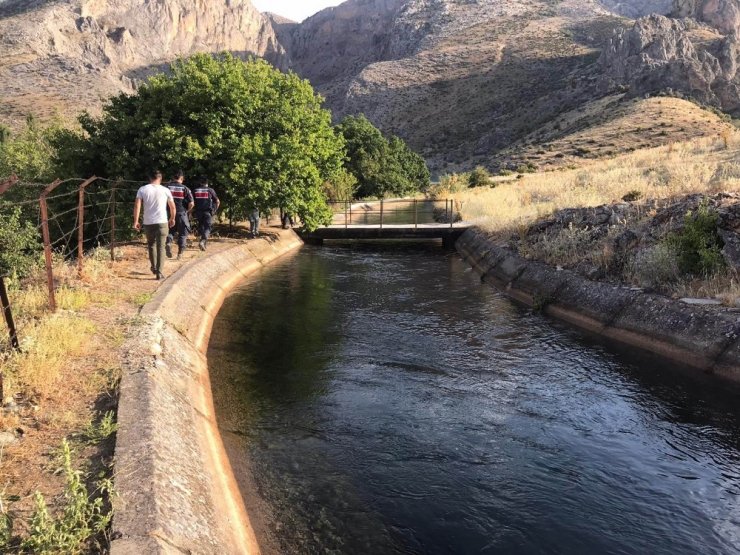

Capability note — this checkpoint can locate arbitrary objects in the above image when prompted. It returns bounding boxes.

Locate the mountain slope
[0,0,286,123]
[0,0,737,174]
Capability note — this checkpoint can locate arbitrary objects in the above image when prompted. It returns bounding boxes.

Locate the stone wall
[456,228,740,381]
[111,230,303,554]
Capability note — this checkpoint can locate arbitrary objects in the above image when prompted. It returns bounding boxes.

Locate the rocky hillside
[0,0,738,173]
[279,0,739,171]
[0,0,286,123]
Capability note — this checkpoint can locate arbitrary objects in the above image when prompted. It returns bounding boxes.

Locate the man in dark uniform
[193,177,220,251]
[165,170,194,260]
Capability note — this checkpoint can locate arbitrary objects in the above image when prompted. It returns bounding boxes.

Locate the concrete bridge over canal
[298,223,472,247]
[298,198,472,247]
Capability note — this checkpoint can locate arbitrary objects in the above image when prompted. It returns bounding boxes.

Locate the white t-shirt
[136,184,173,226]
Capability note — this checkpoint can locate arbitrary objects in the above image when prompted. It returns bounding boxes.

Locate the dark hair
[148,169,163,181]
[173,169,185,180]
[200,176,209,185]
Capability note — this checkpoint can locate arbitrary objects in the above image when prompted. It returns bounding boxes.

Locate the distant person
[248,206,260,238]
[133,169,176,280]
[165,170,194,260]
[193,177,220,251]
[280,208,294,229]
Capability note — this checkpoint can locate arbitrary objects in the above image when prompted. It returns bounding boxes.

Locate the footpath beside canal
[111,228,302,555]
[457,227,740,381]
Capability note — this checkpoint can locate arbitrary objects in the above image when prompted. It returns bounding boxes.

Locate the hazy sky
[252,0,344,22]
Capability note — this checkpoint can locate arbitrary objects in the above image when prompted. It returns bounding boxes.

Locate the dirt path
[0,225,275,551]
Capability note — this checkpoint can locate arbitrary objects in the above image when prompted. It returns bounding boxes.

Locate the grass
[451,132,740,235]
[1,248,118,400]
[448,131,740,301]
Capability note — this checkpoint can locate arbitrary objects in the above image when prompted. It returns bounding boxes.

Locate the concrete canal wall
[456,228,740,382]
[111,230,303,554]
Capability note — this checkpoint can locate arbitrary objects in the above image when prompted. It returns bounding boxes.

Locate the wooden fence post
[39,179,63,312]
[77,176,97,277]
[110,183,117,262]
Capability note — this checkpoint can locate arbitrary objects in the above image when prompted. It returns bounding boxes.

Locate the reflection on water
[209,245,740,555]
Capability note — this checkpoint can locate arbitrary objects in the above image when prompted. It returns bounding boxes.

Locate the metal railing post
[345,200,348,229]
[39,179,62,312]
[77,176,97,277]
[0,275,19,351]
[414,198,418,229]
[380,198,384,229]
[110,183,117,262]
[450,199,454,229]
[349,201,352,225]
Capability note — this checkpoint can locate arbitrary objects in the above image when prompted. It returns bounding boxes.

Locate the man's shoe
[198,239,206,251]
[156,271,165,280]
[150,266,156,275]
[165,244,173,258]
[176,253,183,261]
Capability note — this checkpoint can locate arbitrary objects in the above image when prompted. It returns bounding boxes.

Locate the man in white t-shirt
[133,170,176,280]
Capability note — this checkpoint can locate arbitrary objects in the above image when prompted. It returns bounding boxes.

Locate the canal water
[208,244,740,555]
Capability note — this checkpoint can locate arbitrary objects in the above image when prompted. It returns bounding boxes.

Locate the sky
[252,0,344,22]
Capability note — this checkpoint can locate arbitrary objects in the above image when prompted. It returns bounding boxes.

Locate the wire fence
[0,175,147,322]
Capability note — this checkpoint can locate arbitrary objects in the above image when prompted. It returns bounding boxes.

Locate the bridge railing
[328,199,459,229]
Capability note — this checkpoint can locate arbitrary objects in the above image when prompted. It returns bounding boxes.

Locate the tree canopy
[57,53,346,230]
[336,114,429,199]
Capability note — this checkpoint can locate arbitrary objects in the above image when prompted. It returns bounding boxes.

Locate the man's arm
[133,197,142,231]
[212,189,221,212]
[186,188,194,214]
[168,198,176,227]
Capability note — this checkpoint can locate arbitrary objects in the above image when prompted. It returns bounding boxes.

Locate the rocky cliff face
[673,0,740,34]
[0,0,287,122]
[599,0,674,17]
[600,4,740,113]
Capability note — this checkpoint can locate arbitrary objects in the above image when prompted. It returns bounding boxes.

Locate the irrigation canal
[208,243,740,554]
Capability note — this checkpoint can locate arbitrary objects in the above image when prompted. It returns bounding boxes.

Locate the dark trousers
[197,211,213,240]
[167,212,190,252]
[144,223,168,273]
[248,209,260,236]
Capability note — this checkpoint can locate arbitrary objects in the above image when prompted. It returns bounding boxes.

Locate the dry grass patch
[454,133,740,235]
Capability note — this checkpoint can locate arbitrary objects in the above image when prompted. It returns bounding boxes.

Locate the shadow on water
[209,244,740,555]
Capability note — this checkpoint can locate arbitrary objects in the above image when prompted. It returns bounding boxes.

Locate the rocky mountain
[0,0,286,123]
[600,3,740,113]
[0,0,737,173]
[274,0,738,171]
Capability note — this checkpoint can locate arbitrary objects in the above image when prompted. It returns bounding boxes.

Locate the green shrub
[468,166,491,187]
[20,440,113,554]
[622,190,643,202]
[515,162,537,174]
[631,243,681,288]
[666,203,725,276]
[0,205,41,280]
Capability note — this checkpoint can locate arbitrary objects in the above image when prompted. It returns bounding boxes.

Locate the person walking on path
[248,206,260,238]
[193,177,220,251]
[133,170,176,280]
[165,170,194,260]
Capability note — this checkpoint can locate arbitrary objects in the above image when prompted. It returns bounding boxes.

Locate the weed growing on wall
[18,440,113,554]
[667,203,725,276]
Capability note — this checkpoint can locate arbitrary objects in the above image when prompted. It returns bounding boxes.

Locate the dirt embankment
[0,225,300,553]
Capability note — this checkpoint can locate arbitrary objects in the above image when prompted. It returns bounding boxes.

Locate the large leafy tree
[336,114,429,199]
[56,53,346,230]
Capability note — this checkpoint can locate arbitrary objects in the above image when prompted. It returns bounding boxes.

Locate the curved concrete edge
[456,227,740,381]
[111,230,303,555]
